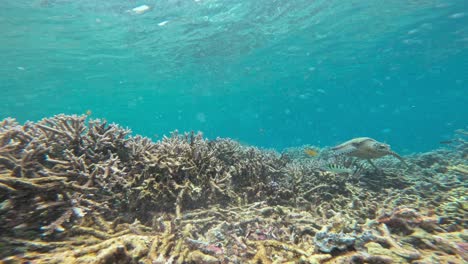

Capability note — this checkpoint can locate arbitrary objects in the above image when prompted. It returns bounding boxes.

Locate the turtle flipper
[366,159,380,170]
[389,151,408,167]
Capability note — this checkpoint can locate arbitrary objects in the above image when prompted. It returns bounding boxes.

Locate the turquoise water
[1,0,467,153]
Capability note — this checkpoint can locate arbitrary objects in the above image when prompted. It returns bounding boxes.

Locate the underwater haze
[1,0,467,153]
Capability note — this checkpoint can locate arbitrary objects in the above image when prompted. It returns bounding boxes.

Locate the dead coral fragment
[187,250,219,263]
[313,227,375,253]
[447,164,468,175]
[365,242,407,263]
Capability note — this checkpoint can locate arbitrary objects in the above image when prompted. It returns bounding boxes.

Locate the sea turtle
[331,137,408,170]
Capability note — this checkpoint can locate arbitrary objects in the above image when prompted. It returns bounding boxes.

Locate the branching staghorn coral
[124,131,289,223]
[0,115,133,241]
[4,201,466,263]
[0,115,466,263]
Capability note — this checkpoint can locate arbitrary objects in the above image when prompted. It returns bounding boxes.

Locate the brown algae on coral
[0,115,466,263]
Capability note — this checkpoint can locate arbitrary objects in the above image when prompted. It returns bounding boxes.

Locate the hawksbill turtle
[331,137,408,170]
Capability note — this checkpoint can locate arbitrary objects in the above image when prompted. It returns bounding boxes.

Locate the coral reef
[0,115,466,263]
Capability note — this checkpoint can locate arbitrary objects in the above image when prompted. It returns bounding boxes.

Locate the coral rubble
[0,115,466,263]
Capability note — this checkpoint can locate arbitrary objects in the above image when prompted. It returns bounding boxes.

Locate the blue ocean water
[0,0,466,153]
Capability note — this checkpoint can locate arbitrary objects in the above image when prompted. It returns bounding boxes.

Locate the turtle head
[372,142,391,154]
[372,142,409,167]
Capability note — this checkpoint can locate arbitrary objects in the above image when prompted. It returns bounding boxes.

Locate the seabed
[0,115,466,263]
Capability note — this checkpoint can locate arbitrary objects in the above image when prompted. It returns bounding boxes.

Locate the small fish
[304,148,319,157]
[439,140,453,145]
[325,164,353,174]
[158,20,169,26]
[129,5,151,15]
[85,110,92,116]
